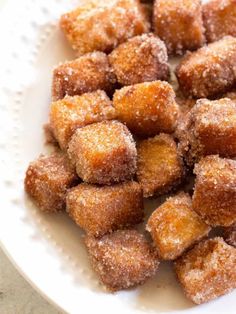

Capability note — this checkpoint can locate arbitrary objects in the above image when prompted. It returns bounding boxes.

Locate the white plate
[0,0,235,313]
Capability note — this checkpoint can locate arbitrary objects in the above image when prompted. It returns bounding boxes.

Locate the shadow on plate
[135,262,194,312]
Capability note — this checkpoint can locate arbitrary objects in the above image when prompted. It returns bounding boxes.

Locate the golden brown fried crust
[66,181,144,237]
[137,133,185,197]
[174,238,236,304]
[24,152,78,213]
[84,229,159,291]
[113,81,179,137]
[109,33,169,86]
[153,0,205,55]
[203,0,236,43]
[176,98,236,167]
[176,36,236,98]
[68,120,137,185]
[146,192,210,260]
[224,224,236,247]
[60,0,150,56]
[50,91,116,150]
[193,155,236,227]
[52,52,116,101]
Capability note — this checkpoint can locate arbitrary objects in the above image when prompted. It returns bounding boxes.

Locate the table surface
[0,1,60,313]
[0,247,62,314]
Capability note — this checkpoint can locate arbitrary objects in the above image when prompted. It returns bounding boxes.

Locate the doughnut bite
[193,155,236,227]
[52,52,116,101]
[137,134,185,197]
[60,0,150,56]
[177,98,236,166]
[68,120,137,185]
[84,229,159,291]
[176,36,236,98]
[109,33,169,86]
[153,0,205,55]
[113,81,179,137]
[50,91,116,150]
[24,152,78,212]
[66,181,144,237]
[147,192,210,260]
[203,0,236,43]
[175,238,236,304]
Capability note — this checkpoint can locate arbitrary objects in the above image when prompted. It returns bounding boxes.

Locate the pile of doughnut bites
[25,0,236,305]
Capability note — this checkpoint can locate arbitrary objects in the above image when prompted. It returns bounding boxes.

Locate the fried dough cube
[68,120,137,184]
[146,192,210,260]
[176,36,236,98]
[191,98,236,157]
[153,0,205,55]
[113,81,179,137]
[60,0,150,56]
[66,181,143,237]
[224,224,236,248]
[84,229,159,291]
[192,155,236,227]
[24,152,78,213]
[109,34,169,86]
[174,238,236,304]
[52,52,116,101]
[50,91,116,150]
[203,0,236,43]
[177,98,236,166]
[137,134,184,197]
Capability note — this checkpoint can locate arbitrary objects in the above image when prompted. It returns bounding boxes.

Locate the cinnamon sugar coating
[109,33,169,86]
[176,36,236,98]
[113,81,179,137]
[68,120,137,185]
[146,192,210,260]
[52,52,116,101]
[66,181,144,237]
[50,91,116,150]
[224,224,236,247]
[60,0,150,56]
[137,134,185,197]
[153,0,205,55]
[193,155,236,227]
[203,0,236,43]
[174,238,236,304]
[85,229,159,291]
[177,98,236,166]
[24,152,78,212]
